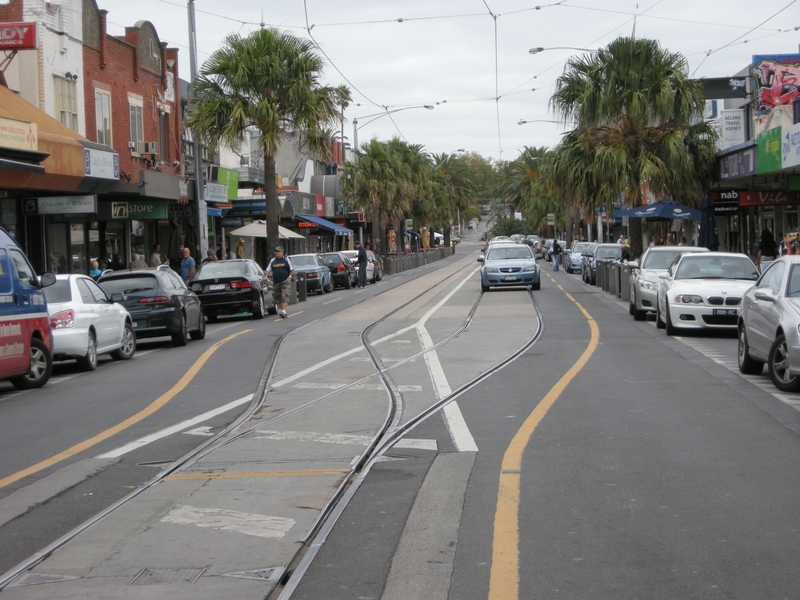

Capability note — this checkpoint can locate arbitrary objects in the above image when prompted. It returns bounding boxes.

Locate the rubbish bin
[608,262,618,296]
[296,273,306,302]
[620,265,631,302]
[595,260,603,288]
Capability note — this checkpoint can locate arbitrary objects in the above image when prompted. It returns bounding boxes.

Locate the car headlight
[522,265,537,272]
[484,267,499,273]
[674,294,703,304]
[638,279,658,291]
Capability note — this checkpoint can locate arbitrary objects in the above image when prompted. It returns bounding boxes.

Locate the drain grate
[9,573,79,587]
[220,566,285,583]
[129,567,207,585]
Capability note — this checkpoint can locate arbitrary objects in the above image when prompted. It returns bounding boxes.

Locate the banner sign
[0,23,36,50]
[23,196,97,215]
[720,110,745,149]
[83,148,119,180]
[204,182,228,202]
[98,200,166,220]
[757,127,783,174]
[221,217,244,228]
[699,77,748,99]
[719,146,756,180]
[782,122,800,170]
[739,191,800,207]
[708,190,743,213]
[752,55,800,114]
[0,117,37,151]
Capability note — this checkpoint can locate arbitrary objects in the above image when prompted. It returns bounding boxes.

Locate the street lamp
[528,46,596,54]
[517,119,564,126]
[352,105,434,151]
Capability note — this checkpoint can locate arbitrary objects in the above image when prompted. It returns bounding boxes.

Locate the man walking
[551,239,563,272]
[180,247,196,283]
[266,246,294,319]
[354,241,368,288]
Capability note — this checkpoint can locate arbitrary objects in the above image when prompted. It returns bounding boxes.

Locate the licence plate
[713,308,737,316]
[504,275,518,281]
[132,321,138,329]
[208,284,225,291]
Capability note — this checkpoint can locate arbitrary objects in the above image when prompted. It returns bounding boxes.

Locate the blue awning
[296,214,353,237]
[206,206,223,217]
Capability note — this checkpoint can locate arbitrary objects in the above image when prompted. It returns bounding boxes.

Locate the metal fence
[383,246,455,275]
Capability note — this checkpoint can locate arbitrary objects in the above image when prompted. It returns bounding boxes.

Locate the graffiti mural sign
[752,55,800,114]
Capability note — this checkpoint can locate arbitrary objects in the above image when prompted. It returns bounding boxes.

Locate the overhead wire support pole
[187,0,208,258]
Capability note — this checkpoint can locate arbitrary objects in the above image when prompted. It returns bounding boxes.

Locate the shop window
[55,76,78,131]
[47,223,69,274]
[95,90,112,146]
[70,223,87,274]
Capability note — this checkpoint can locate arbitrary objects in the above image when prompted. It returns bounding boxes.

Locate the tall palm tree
[185,28,343,254]
[550,36,716,256]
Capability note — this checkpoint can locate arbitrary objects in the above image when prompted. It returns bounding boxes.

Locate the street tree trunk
[264,152,280,264]
[371,203,380,256]
[443,225,451,248]
[629,217,643,259]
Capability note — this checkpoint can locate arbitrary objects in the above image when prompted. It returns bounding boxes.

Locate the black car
[97,265,205,346]
[319,252,357,289]
[189,259,276,321]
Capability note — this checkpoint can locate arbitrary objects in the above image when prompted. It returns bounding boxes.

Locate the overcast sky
[100,0,800,163]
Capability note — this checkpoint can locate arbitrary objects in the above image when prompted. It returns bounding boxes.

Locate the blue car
[566,241,592,274]
[478,243,540,291]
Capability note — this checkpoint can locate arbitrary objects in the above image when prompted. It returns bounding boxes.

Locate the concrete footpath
[1,252,486,599]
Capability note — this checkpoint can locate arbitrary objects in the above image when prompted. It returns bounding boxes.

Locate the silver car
[566,241,592,274]
[738,256,800,392]
[43,274,136,371]
[629,246,708,320]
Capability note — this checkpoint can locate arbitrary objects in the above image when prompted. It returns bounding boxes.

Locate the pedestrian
[130,253,148,269]
[109,253,125,270]
[666,233,677,246]
[89,260,101,279]
[236,238,246,259]
[620,244,631,262]
[225,247,236,260]
[201,249,218,264]
[756,226,778,272]
[150,244,162,267]
[180,247,196,283]
[266,245,294,319]
[551,239,563,271]
[617,234,624,244]
[678,236,687,246]
[354,240,368,287]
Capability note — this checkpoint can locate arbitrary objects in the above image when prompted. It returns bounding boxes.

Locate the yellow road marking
[274,310,303,321]
[166,469,348,481]
[488,299,599,600]
[0,330,250,491]
[323,297,342,305]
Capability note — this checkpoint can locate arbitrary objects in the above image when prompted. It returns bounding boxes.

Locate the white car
[341,250,382,283]
[629,246,709,320]
[655,252,759,336]
[43,274,136,371]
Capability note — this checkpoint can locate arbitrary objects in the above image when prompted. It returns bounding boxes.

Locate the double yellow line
[0,330,250,491]
[488,283,599,599]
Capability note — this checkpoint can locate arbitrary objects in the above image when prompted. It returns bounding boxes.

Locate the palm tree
[185,28,343,254]
[550,36,717,256]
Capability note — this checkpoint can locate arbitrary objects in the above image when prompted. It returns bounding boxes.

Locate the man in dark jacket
[354,241,368,288]
[266,246,294,318]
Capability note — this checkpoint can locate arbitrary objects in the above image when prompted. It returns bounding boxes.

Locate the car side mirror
[110,292,124,303]
[754,290,776,302]
[628,261,639,269]
[583,253,593,258]
[40,271,56,287]
[659,272,670,279]
[477,256,485,263]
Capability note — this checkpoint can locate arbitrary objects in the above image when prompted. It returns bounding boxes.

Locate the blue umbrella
[697,197,719,251]
[618,200,702,221]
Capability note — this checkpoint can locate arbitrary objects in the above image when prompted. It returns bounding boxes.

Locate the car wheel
[206,313,218,323]
[631,293,647,321]
[344,274,352,289]
[325,278,334,293]
[656,302,666,329]
[768,333,800,392]
[253,294,266,320]
[738,325,764,375]
[481,282,490,292]
[172,312,189,346]
[10,338,53,389]
[267,303,278,315]
[111,322,136,360]
[76,331,98,371]
[664,304,679,336]
[531,280,541,291]
[190,310,206,340]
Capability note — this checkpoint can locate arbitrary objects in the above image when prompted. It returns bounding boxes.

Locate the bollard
[608,262,618,296]
[595,261,603,288]
[620,266,630,302]
[296,273,307,302]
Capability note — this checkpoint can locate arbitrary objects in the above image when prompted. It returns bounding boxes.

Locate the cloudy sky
[101,0,799,162]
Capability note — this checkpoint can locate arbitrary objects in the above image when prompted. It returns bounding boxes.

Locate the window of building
[95,89,112,146]
[128,95,144,147]
[55,77,78,131]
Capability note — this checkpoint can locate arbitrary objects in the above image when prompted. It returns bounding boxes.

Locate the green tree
[186,28,343,255]
[550,36,717,256]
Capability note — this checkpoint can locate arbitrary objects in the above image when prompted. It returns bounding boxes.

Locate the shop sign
[699,77,748,100]
[212,167,239,199]
[720,110,745,150]
[0,23,36,50]
[719,146,756,180]
[83,148,119,180]
[782,122,800,170]
[205,182,227,201]
[23,195,97,215]
[0,117,37,151]
[98,200,166,220]
[757,127,783,174]
[739,191,800,207]
[221,217,244,228]
[168,203,193,218]
[297,221,315,228]
[229,199,266,212]
[708,190,742,213]
[752,55,800,114]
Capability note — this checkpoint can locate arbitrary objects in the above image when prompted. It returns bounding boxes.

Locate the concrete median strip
[161,505,296,539]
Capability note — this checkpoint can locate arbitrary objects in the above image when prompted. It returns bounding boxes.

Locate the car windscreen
[643,249,692,269]
[571,243,591,254]
[290,256,317,267]
[319,254,342,266]
[787,265,800,297]
[675,256,758,280]
[595,246,622,259]
[196,262,248,278]
[486,247,533,260]
[43,280,72,303]
[98,275,158,295]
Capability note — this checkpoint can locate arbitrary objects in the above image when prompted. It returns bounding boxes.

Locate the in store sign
[98,200,166,220]
[23,195,97,215]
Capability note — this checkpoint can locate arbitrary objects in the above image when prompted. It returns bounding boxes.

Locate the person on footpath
[130,253,148,269]
[551,239,563,271]
[180,247,195,283]
[266,245,294,319]
[201,249,217,264]
[150,244,162,268]
[756,226,778,272]
[354,240,368,287]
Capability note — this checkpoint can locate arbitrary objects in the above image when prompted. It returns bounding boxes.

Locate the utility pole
[187,0,208,258]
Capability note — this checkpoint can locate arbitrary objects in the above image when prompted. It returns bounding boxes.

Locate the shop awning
[296,214,353,237]
[228,220,305,239]
[206,206,223,217]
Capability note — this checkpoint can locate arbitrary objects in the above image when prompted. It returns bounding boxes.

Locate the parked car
[510,234,525,244]
[0,227,54,389]
[656,252,759,336]
[97,266,205,346]
[566,241,593,274]
[628,246,709,320]
[289,254,333,294]
[478,242,540,291]
[543,240,567,263]
[468,220,477,229]
[319,252,357,289]
[44,274,136,370]
[738,256,800,391]
[580,242,598,282]
[189,259,275,320]
[342,250,382,284]
[583,243,622,284]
